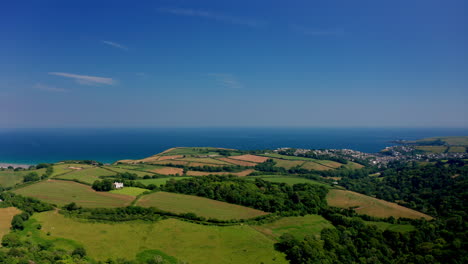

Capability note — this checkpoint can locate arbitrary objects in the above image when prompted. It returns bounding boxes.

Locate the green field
[0,168,46,187]
[33,211,287,264]
[272,158,305,169]
[174,157,231,165]
[51,163,95,176]
[109,187,148,196]
[327,189,432,219]
[247,176,330,187]
[54,167,116,184]
[104,166,156,177]
[364,221,415,232]
[136,177,192,186]
[13,180,134,208]
[253,214,333,240]
[136,191,268,220]
[416,136,468,146]
[448,146,466,153]
[415,146,448,153]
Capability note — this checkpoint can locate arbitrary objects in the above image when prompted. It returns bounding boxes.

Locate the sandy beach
[0,163,32,169]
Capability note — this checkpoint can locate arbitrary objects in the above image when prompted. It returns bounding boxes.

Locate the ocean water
[0,127,467,164]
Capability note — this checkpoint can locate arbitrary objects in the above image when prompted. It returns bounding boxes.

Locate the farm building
[114,182,124,189]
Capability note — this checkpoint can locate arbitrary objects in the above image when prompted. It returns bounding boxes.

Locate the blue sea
[1,127,467,165]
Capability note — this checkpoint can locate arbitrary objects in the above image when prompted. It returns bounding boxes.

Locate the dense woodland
[275,160,468,264]
[162,175,328,214]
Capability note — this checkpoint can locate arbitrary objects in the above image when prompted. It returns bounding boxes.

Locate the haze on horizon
[1,0,467,128]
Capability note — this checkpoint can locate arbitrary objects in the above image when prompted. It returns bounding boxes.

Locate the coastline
[0,162,33,169]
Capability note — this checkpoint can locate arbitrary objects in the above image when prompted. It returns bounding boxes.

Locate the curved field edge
[326,189,433,220]
[33,211,287,264]
[12,180,134,208]
[136,191,268,220]
[0,207,21,241]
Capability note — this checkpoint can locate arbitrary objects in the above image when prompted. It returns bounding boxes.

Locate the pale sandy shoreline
[0,163,33,169]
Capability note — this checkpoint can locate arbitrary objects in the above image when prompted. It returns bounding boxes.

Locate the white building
[114,182,124,189]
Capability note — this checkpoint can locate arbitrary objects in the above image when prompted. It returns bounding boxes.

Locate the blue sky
[1,0,467,128]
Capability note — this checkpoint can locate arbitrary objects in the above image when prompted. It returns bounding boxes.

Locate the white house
[114,182,124,189]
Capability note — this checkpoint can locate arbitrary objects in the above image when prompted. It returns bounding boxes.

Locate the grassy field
[448,146,466,153]
[253,214,333,240]
[247,176,330,187]
[136,177,192,186]
[51,163,95,176]
[109,187,148,196]
[54,167,116,184]
[34,212,287,264]
[327,189,432,219]
[0,207,21,241]
[104,166,156,177]
[186,169,255,176]
[416,136,468,146]
[137,191,268,220]
[300,162,332,171]
[13,180,134,208]
[415,146,448,153]
[0,168,46,187]
[364,221,415,232]
[272,159,305,169]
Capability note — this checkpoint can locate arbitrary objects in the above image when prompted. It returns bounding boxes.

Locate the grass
[13,180,134,208]
[0,168,46,187]
[417,136,468,146]
[54,167,116,184]
[300,162,332,171]
[261,153,314,161]
[0,207,21,241]
[136,177,192,186]
[137,191,268,220]
[272,159,305,169]
[33,211,287,264]
[364,221,415,233]
[326,189,432,220]
[104,166,156,177]
[253,214,333,240]
[415,146,448,153]
[109,187,148,196]
[111,164,163,173]
[51,163,94,176]
[247,176,330,187]
[448,146,466,153]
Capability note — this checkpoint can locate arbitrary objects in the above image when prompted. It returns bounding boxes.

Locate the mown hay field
[229,154,268,163]
[136,191,268,220]
[0,207,21,241]
[253,214,333,240]
[13,180,133,208]
[218,157,257,166]
[300,162,332,171]
[150,167,184,175]
[326,189,432,219]
[272,159,305,169]
[33,212,287,264]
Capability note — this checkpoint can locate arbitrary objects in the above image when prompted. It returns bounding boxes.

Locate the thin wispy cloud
[102,40,128,50]
[48,72,116,86]
[291,24,345,36]
[208,73,243,89]
[158,7,266,28]
[34,83,68,93]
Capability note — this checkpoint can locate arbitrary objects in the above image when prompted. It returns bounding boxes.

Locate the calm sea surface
[1,128,467,164]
